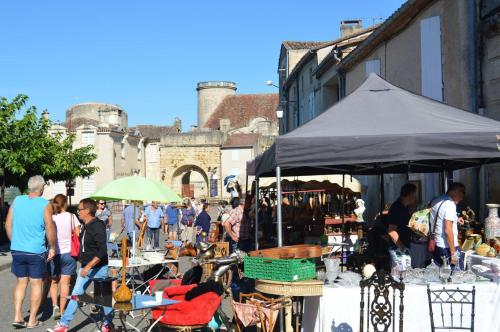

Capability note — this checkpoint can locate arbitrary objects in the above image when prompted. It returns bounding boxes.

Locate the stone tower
[66,103,128,130]
[197,81,237,128]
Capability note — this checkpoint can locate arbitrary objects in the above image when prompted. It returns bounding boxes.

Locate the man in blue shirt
[144,201,164,248]
[165,202,180,240]
[121,202,141,243]
[6,175,56,329]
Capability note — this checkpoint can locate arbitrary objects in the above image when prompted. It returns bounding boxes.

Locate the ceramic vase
[484,204,500,241]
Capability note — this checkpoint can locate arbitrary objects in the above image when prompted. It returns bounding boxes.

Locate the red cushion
[165,284,197,298]
[152,291,221,326]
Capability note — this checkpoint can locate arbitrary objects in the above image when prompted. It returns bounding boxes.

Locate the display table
[70,293,178,332]
[255,279,323,332]
[302,281,500,332]
[109,258,178,294]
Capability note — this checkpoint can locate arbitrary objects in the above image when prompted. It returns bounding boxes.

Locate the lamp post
[275,104,284,134]
[66,179,75,207]
[265,80,279,89]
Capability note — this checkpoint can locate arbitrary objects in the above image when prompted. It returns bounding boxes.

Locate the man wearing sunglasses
[429,182,466,268]
[48,198,113,332]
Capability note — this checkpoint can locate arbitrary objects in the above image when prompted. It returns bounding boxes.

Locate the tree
[0,94,97,192]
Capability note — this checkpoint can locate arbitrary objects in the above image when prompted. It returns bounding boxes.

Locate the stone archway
[172,165,209,198]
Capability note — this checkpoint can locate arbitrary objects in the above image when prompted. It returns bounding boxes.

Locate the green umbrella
[90,176,182,203]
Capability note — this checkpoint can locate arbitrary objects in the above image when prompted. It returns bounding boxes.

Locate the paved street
[0,206,227,331]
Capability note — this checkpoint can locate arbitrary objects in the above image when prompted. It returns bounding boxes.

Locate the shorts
[48,253,77,277]
[167,223,178,232]
[11,250,47,279]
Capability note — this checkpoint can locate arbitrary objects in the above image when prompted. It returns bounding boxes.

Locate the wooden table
[255,279,323,331]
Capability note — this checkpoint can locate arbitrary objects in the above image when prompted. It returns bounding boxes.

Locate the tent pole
[255,177,259,250]
[245,174,249,195]
[380,173,385,215]
[276,166,283,247]
[442,171,449,192]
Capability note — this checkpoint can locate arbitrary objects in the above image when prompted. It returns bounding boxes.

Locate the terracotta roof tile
[222,133,259,148]
[282,41,329,50]
[204,94,279,130]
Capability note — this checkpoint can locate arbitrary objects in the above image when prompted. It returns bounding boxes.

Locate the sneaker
[52,305,61,320]
[101,323,115,332]
[47,322,68,332]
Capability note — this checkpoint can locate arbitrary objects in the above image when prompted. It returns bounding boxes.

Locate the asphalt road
[0,207,232,332]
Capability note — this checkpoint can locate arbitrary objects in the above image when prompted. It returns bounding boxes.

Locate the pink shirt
[53,212,80,254]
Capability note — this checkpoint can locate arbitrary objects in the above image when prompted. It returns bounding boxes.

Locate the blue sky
[0,0,406,129]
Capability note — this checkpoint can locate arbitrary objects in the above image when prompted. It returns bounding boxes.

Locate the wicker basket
[255,279,323,297]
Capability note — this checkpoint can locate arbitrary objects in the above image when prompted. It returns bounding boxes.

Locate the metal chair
[359,270,405,332]
[427,285,476,331]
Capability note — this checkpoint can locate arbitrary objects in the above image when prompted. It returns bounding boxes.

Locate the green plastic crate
[244,256,316,282]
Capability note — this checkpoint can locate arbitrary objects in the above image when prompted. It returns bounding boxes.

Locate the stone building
[159,82,278,198]
[277,0,500,219]
[44,83,278,202]
[279,21,379,133]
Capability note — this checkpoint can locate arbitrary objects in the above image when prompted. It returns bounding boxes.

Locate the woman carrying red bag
[47,194,81,319]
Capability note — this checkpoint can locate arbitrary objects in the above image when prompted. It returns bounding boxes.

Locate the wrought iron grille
[359,270,405,332]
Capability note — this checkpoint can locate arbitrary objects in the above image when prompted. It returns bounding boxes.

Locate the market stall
[250,73,500,248]
[244,74,500,331]
[254,175,363,245]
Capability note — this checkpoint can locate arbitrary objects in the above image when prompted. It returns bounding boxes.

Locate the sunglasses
[99,202,105,205]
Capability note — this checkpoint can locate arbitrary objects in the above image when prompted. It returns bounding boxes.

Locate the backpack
[408,198,450,238]
[408,208,431,237]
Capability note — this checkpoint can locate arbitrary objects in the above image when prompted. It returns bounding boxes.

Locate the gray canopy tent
[250,73,500,247]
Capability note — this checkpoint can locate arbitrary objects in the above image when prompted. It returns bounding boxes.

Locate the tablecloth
[302,282,500,332]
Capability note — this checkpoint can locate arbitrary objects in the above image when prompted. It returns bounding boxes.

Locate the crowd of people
[4,175,259,331]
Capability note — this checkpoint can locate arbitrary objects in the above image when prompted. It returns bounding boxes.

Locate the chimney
[41,109,49,120]
[220,118,231,132]
[173,117,182,132]
[340,20,362,37]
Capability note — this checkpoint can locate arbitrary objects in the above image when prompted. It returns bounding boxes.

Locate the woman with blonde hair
[47,194,80,319]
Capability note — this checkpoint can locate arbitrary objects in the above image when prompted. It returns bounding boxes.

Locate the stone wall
[160,145,221,198]
[66,103,128,130]
[345,0,471,112]
[159,131,223,198]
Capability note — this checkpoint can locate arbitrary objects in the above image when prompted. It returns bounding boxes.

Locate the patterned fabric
[95,208,112,224]
[226,206,243,240]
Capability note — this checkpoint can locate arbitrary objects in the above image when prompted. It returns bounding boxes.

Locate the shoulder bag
[70,213,80,259]
[427,200,448,253]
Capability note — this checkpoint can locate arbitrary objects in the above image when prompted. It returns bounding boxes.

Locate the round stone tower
[66,103,128,130]
[197,81,237,128]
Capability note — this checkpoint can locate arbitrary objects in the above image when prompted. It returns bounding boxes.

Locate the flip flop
[26,321,43,329]
[12,321,27,328]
